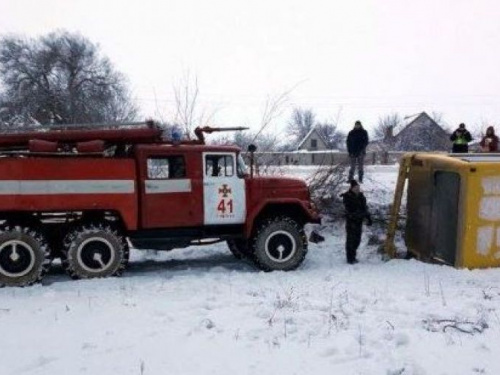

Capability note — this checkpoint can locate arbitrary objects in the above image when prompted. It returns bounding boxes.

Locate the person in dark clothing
[450,123,472,153]
[480,126,499,152]
[346,121,369,183]
[341,180,372,264]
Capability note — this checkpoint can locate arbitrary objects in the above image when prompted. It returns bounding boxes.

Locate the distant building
[368,112,450,152]
[296,127,329,151]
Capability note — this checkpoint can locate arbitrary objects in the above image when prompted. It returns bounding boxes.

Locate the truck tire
[63,224,126,279]
[251,217,307,271]
[227,239,250,260]
[0,226,50,287]
[123,242,131,267]
[114,241,130,276]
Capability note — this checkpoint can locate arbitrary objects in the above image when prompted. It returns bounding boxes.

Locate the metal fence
[244,151,407,166]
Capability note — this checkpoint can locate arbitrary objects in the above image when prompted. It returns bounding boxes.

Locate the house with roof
[296,127,329,151]
[368,112,450,152]
[291,126,343,165]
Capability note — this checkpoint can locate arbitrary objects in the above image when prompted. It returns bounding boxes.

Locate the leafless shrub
[306,161,347,217]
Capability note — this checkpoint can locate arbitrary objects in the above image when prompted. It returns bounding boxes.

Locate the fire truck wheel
[123,242,130,266]
[227,239,250,260]
[63,224,127,279]
[251,217,307,271]
[114,242,130,276]
[0,226,51,287]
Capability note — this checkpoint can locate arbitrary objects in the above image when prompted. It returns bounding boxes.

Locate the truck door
[203,152,246,225]
[142,154,199,228]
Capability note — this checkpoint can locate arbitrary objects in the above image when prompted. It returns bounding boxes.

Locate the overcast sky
[1,0,499,134]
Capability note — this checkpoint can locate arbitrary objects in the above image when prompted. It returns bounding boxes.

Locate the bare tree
[248,85,299,151]
[316,121,345,149]
[285,107,345,150]
[287,108,316,145]
[173,72,199,139]
[0,31,138,126]
[171,71,218,139]
[374,113,403,141]
[211,88,292,175]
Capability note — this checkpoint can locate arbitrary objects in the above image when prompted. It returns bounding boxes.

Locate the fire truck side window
[205,155,234,177]
[147,156,186,179]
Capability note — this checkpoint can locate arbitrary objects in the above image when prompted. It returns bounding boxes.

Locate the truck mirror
[247,144,257,178]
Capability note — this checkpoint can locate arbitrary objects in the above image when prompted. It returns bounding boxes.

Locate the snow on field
[280,164,400,206]
[1,166,500,375]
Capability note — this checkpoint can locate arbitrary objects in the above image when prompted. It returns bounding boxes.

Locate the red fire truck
[0,121,320,286]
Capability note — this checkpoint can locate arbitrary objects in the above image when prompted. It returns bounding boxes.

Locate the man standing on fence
[341,179,372,264]
[480,126,499,152]
[450,123,472,153]
[347,120,369,183]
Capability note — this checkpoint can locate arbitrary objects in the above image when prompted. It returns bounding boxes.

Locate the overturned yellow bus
[385,153,500,269]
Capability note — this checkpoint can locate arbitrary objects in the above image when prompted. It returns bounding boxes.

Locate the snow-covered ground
[1,165,500,375]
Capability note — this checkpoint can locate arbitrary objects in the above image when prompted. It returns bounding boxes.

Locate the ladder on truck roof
[0,120,163,150]
[0,122,249,155]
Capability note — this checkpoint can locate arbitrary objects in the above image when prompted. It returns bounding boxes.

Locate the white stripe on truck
[144,179,192,194]
[0,180,135,195]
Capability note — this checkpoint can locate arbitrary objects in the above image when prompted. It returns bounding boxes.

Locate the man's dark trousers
[345,219,363,263]
[348,153,365,182]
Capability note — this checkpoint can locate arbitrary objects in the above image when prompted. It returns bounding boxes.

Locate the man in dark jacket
[450,123,472,153]
[346,120,369,183]
[341,180,372,264]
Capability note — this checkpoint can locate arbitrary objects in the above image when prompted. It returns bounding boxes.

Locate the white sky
[1,0,500,135]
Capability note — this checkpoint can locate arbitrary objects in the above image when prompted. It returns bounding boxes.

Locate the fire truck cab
[134,144,247,233]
